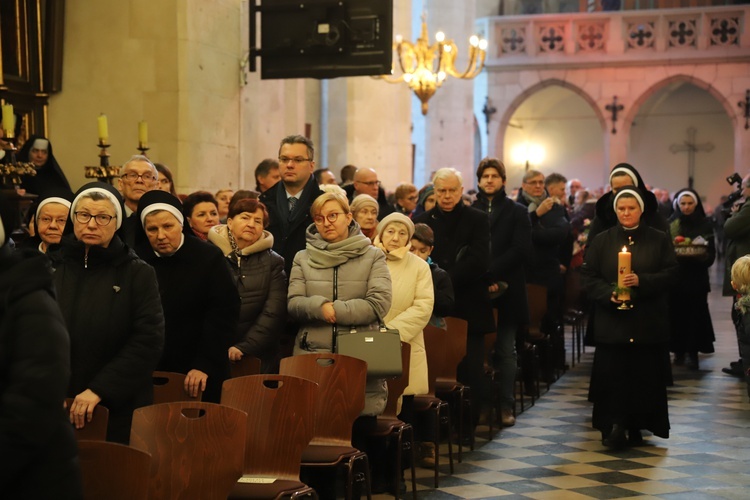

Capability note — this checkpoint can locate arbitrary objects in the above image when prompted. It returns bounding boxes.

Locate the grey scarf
[305,222,372,269]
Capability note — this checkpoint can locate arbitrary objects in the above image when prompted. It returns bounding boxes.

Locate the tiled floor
[381,263,750,499]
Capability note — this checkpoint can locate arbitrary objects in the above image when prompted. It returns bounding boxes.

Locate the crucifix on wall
[669,127,714,190]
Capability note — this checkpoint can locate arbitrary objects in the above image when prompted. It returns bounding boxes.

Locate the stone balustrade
[477,5,750,69]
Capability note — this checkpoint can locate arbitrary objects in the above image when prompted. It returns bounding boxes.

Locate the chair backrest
[279,353,366,445]
[221,375,317,480]
[382,342,411,418]
[130,402,246,500]
[229,356,262,379]
[422,326,448,396]
[152,371,202,403]
[65,398,109,441]
[526,284,548,335]
[77,440,151,500]
[438,317,468,383]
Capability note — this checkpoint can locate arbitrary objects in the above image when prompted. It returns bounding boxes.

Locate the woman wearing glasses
[50,182,164,444]
[287,191,392,415]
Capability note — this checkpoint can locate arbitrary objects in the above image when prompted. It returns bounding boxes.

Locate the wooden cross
[669,127,714,190]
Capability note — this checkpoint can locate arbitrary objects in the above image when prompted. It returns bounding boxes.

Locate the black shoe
[628,429,644,446]
[722,360,744,377]
[602,424,627,450]
[686,354,699,371]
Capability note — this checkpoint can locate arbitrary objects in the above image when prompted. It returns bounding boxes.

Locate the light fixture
[512,142,545,172]
[378,13,487,115]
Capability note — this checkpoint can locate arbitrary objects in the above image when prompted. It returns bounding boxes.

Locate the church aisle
[379,265,750,499]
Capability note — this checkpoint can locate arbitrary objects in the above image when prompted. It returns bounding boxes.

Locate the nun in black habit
[17,135,72,196]
[135,190,240,403]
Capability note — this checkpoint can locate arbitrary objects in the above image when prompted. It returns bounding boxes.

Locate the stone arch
[495,78,608,159]
[623,74,738,137]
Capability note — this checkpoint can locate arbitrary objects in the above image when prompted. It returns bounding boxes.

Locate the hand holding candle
[97,114,109,143]
[617,246,631,301]
[138,120,148,147]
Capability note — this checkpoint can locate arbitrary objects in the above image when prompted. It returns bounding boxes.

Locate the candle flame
[621,246,628,252]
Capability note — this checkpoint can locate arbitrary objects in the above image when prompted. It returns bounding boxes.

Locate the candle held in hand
[97,114,108,143]
[617,246,631,301]
[138,121,148,146]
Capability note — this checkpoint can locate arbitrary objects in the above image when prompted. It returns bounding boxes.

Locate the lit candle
[138,120,148,146]
[2,104,15,138]
[97,114,109,143]
[617,246,631,301]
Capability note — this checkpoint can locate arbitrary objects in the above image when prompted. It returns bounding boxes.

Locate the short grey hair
[432,167,463,187]
[122,155,158,180]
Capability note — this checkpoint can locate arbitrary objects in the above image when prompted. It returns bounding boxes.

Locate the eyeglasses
[524,180,544,186]
[406,195,419,201]
[313,212,344,225]
[121,172,156,182]
[74,211,115,226]
[37,216,67,226]
[356,180,380,187]
[278,156,311,165]
[435,187,460,196]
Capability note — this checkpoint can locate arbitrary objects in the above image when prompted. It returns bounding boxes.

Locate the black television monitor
[257,0,393,80]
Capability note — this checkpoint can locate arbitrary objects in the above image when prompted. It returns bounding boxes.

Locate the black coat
[0,246,82,498]
[260,176,324,278]
[136,235,240,402]
[473,189,532,326]
[50,235,165,443]
[587,189,668,245]
[516,188,570,287]
[581,224,678,345]
[414,203,494,335]
[429,261,454,319]
[17,135,72,196]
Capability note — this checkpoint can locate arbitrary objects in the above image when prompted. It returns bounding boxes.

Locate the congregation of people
[4,132,750,498]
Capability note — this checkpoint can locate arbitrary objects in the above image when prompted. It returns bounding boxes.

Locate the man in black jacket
[342,166,394,220]
[414,168,494,425]
[473,158,532,427]
[259,135,324,278]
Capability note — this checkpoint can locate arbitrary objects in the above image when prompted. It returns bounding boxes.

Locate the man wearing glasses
[117,155,159,246]
[343,167,394,220]
[259,135,323,278]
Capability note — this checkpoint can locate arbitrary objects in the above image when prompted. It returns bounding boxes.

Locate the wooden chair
[368,342,417,500]
[64,397,109,441]
[413,327,454,488]
[229,355,262,379]
[77,440,151,500]
[152,370,202,403]
[434,317,473,460]
[130,402,247,500]
[280,353,371,500]
[221,375,318,499]
[563,269,585,367]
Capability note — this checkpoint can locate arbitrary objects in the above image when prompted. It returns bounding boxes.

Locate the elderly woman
[135,190,240,402]
[182,190,219,240]
[287,191,392,415]
[351,193,379,241]
[208,197,287,373]
[374,213,433,406]
[581,187,677,449]
[668,189,716,370]
[24,190,72,253]
[49,182,164,444]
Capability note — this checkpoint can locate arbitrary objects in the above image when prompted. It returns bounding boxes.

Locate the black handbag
[331,266,402,377]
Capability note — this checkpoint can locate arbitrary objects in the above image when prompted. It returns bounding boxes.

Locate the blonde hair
[310,191,351,216]
[731,255,750,294]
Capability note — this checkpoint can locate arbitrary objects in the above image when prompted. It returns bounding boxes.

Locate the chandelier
[379,14,487,115]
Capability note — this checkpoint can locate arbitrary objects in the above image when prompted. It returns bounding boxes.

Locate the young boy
[730,255,750,396]
[410,223,454,328]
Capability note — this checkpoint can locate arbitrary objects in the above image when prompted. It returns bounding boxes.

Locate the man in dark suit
[342,166,394,219]
[414,167,494,426]
[259,135,323,278]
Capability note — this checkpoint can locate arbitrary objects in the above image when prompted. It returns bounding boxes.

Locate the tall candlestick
[97,114,109,143]
[617,246,631,302]
[2,104,15,138]
[138,120,148,146]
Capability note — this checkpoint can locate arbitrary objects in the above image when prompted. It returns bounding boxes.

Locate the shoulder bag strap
[331,266,338,351]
